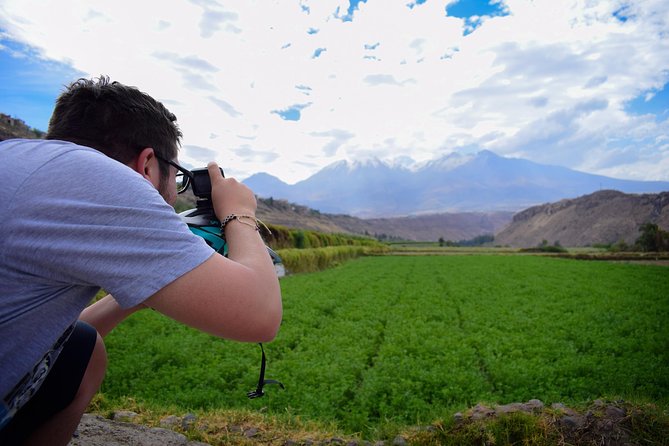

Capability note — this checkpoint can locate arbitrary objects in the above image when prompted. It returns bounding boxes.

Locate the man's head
[46,76,182,202]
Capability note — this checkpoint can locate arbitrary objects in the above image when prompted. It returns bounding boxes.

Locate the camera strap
[247,343,285,399]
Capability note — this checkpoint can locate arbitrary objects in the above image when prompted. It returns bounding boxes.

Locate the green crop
[101,255,669,436]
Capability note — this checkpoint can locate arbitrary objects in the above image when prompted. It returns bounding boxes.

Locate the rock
[112,410,138,422]
[68,414,211,446]
[181,413,197,430]
[551,403,577,416]
[244,427,259,438]
[522,399,544,412]
[495,402,524,415]
[560,415,585,430]
[160,415,180,428]
[470,403,494,420]
[605,405,626,420]
[392,435,407,446]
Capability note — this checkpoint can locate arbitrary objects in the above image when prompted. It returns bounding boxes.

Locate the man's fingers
[207,161,224,185]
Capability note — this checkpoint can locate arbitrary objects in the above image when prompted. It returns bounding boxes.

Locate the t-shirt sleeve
[5,148,215,308]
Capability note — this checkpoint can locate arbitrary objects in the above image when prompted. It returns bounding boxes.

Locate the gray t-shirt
[0,139,214,398]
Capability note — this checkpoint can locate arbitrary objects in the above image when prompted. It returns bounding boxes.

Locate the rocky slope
[0,113,45,140]
[494,189,669,248]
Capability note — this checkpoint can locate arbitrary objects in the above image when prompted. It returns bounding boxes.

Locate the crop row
[263,224,381,250]
[276,245,387,273]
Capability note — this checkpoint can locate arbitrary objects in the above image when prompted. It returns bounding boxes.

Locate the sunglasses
[155,154,194,194]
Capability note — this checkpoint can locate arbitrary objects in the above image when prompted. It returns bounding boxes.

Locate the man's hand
[207,161,257,220]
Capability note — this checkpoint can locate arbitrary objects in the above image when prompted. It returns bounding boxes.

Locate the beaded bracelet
[220,214,271,235]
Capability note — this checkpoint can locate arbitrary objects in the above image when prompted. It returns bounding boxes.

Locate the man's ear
[131,147,161,189]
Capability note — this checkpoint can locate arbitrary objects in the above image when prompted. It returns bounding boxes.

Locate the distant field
[101,255,669,435]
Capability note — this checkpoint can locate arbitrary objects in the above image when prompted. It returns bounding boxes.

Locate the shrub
[276,245,387,274]
[635,222,669,252]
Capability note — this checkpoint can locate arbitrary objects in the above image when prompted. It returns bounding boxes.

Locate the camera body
[190,167,219,199]
[178,166,282,268]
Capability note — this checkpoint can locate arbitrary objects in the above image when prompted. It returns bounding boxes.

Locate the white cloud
[0,0,668,183]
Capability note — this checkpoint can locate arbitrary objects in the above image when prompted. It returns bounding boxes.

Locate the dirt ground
[67,398,666,446]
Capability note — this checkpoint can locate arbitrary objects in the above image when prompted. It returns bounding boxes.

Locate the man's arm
[80,294,145,337]
[145,162,282,342]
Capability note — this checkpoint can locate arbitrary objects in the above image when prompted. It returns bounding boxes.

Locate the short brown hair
[46,76,182,179]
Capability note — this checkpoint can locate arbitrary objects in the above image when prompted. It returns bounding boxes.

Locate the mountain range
[244,151,669,217]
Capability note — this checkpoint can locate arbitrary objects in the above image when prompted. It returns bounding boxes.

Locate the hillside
[256,198,512,242]
[495,189,669,247]
[0,113,45,140]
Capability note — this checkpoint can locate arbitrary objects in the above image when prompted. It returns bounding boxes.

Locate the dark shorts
[0,321,98,445]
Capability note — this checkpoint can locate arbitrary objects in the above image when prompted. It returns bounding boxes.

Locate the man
[0,77,282,445]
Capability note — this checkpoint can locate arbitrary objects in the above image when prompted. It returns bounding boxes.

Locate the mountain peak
[476,149,501,159]
[245,171,281,181]
[320,157,406,174]
[350,157,387,169]
[423,151,470,171]
[321,159,349,172]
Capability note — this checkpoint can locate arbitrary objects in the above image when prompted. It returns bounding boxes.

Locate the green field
[101,255,669,436]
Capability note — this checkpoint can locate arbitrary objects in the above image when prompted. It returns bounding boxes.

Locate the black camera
[190,166,223,199]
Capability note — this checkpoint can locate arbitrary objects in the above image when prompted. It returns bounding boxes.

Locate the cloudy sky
[1,0,668,184]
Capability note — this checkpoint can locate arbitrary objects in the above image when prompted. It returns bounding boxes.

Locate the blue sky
[0,39,81,130]
[625,85,669,121]
[1,0,668,183]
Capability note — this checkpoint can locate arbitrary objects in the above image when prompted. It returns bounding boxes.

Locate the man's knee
[76,333,107,403]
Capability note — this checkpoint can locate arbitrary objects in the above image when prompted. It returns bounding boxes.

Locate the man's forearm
[80,294,145,337]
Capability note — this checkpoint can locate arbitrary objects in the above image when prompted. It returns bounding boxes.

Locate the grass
[88,396,669,445]
[95,254,669,442]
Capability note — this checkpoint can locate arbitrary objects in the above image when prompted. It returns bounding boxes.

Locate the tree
[635,222,669,252]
